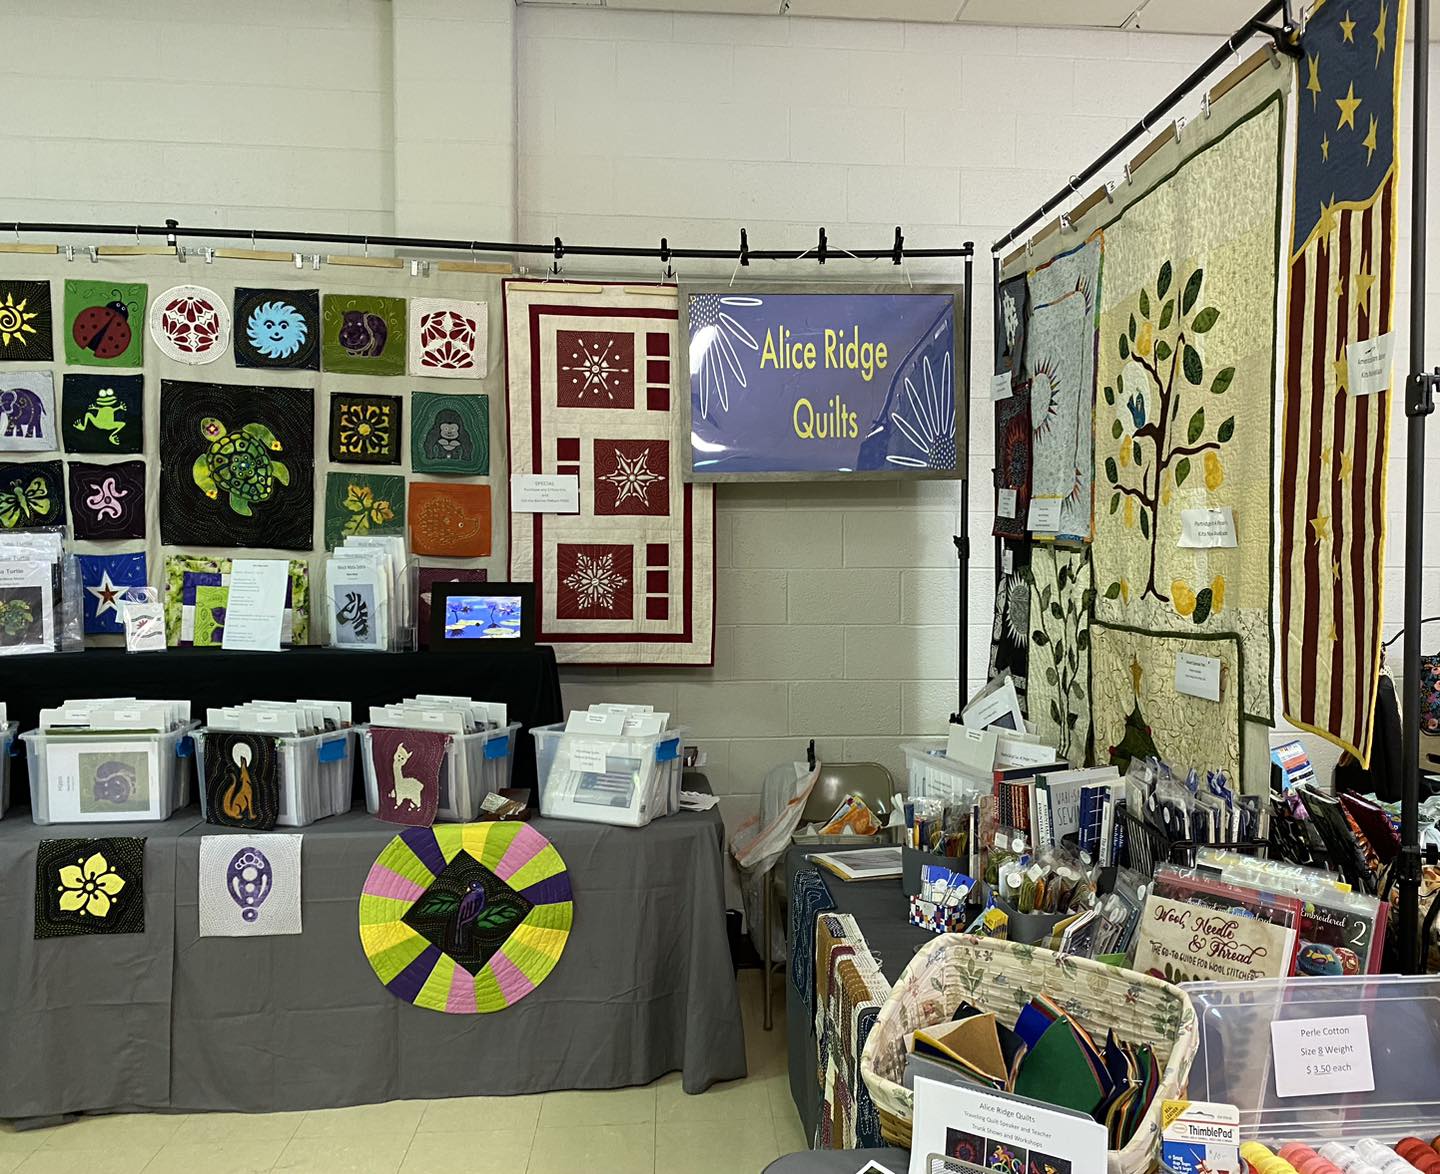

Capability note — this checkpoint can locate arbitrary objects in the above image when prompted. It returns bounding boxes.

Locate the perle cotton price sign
[1270,1015,1376,1098]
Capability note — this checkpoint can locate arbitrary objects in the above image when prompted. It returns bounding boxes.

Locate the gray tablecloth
[0,805,745,1119]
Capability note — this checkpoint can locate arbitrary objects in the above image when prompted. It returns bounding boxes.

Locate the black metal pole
[991,0,1298,255]
[956,248,975,717]
[1400,0,1433,974]
[5,220,973,264]
[992,252,1004,589]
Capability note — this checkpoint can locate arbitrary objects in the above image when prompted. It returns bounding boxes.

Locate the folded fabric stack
[905,992,1161,1149]
[789,867,835,1021]
[829,947,891,1148]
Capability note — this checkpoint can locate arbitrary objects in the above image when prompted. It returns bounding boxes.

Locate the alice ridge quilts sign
[505,281,714,665]
[1089,81,1287,725]
[359,822,573,1013]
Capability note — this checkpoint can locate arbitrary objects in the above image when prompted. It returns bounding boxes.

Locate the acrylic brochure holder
[1182,974,1440,1145]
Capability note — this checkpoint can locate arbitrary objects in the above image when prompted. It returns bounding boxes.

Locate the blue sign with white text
[684,290,961,479]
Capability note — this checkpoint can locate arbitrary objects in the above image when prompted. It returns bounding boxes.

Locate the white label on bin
[569,742,608,773]
[1270,1015,1375,1098]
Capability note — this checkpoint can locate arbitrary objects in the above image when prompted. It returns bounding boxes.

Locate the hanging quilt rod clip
[1407,369,1440,419]
[659,237,674,280]
[551,236,564,277]
[816,227,828,265]
[891,226,904,265]
[738,227,750,267]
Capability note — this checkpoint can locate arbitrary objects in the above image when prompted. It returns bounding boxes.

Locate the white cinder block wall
[3,0,1438,845]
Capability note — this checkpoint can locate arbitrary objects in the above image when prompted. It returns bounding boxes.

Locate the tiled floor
[0,970,805,1174]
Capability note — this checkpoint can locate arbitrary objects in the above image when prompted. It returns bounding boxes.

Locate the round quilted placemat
[359,822,573,1013]
[147,284,231,365]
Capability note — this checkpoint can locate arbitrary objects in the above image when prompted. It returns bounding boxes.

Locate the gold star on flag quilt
[1280,0,1406,765]
[504,281,714,665]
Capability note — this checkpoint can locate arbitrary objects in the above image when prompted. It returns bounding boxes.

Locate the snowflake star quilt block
[504,281,714,666]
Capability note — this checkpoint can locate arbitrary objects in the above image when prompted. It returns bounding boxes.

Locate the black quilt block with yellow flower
[35,837,145,938]
[329,392,403,465]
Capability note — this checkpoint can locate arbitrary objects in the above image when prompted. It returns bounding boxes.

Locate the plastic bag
[731,759,821,959]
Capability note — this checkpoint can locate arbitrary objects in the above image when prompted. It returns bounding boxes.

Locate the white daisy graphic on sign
[564,552,629,611]
[600,449,665,508]
[688,294,762,420]
[885,351,956,470]
[562,336,630,400]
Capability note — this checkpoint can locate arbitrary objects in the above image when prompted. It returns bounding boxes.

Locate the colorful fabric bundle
[815,917,891,1151]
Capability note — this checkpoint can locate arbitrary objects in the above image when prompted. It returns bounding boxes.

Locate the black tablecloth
[0,800,744,1119]
[784,844,930,1144]
[0,645,564,802]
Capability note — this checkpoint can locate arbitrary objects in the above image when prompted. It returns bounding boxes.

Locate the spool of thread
[1279,1143,1344,1174]
[1321,1143,1363,1170]
[1243,1142,1300,1174]
[1355,1139,1420,1173]
[1395,1140,1440,1174]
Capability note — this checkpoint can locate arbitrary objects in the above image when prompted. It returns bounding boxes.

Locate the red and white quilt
[504,281,714,665]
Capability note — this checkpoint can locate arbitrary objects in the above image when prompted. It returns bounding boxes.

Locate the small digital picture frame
[428,581,536,649]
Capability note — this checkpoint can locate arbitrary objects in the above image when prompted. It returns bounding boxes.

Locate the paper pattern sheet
[505,280,714,665]
[1090,83,1287,724]
[1090,620,1243,787]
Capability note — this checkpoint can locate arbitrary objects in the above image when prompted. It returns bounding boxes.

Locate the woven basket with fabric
[858,934,1198,1174]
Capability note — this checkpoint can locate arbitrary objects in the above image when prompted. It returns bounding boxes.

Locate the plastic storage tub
[1182,973,1440,1147]
[22,721,197,825]
[360,722,519,823]
[532,722,684,828]
[0,722,17,821]
[195,727,353,828]
[902,739,991,804]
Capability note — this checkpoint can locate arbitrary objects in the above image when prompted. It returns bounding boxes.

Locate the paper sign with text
[1174,652,1222,702]
[510,474,580,514]
[1027,497,1062,533]
[991,371,1014,402]
[1178,506,1238,549]
[1346,332,1395,397]
[1270,1015,1375,1098]
[997,488,1018,520]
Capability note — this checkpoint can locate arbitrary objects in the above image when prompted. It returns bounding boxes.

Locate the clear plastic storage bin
[22,722,197,825]
[0,722,18,821]
[532,722,684,828]
[360,722,519,823]
[902,739,990,804]
[195,727,354,828]
[1182,973,1440,1146]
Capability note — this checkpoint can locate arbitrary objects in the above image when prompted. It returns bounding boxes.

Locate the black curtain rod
[991,0,1300,256]
[6,220,974,264]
